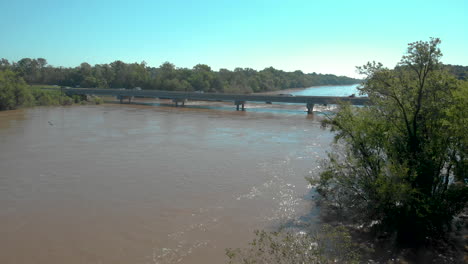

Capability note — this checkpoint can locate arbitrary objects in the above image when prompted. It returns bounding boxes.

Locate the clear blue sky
[1,0,467,78]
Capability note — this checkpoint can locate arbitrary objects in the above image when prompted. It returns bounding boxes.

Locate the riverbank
[0,69,104,111]
[355,217,468,263]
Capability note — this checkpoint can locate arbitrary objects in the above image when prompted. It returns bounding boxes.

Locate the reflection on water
[0,104,333,264]
[291,84,364,97]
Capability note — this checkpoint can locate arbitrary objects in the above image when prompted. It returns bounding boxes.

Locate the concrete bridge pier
[173,98,186,107]
[235,101,246,111]
[306,103,314,114]
[117,95,132,104]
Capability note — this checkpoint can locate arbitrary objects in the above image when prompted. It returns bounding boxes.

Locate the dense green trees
[445,64,468,80]
[315,38,468,243]
[0,70,32,110]
[0,69,81,110]
[0,58,361,93]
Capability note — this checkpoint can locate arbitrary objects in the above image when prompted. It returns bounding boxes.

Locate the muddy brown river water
[0,102,335,264]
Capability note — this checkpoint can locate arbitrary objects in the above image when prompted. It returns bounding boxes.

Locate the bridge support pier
[235,101,245,111]
[118,95,132,104]
[306,103,314,114]
[173,98,186,107]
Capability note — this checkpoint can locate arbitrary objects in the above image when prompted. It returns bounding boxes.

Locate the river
[0,84,358,264]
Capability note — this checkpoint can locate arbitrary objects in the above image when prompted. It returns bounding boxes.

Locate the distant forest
[0,58,361,93]
[445,64,468,80]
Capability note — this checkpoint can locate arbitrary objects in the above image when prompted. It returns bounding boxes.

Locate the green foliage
[0,70,33,110]
[445,80,468,184]
[80,76,101,88]
[444,64,468,80]
[0,58,361,93]
[72,95,82,103]
[31,89,60,106]
[60,96,73,105]
[30,88,76,106]
[316,38,468,243]
[92,96,103,105]
[0,69,88,110]
[226,225,362,264]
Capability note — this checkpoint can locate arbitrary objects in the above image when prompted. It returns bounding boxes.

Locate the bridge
[64,88,369,114]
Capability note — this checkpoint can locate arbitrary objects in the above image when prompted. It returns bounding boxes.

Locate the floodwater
[291,83,363,97]
[0,86,344,264]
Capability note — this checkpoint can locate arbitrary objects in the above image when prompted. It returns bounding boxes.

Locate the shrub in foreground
[314,38,468,243]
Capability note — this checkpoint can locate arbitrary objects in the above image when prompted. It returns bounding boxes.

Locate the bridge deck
[65,88,369,106]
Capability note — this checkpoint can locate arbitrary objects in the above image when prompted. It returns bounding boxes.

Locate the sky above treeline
[1,0,467,78]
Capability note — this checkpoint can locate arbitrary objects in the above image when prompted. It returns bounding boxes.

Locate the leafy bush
[315,38,468,243]
[0,70,33,110]
[0,71,79,110]
[30,88,74,106]
[93,97,103,105]
[61,96,73,105]
[72,95,82,103]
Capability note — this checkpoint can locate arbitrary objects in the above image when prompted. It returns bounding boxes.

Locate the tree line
[0,58,361,93]
[0,69,98,111]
